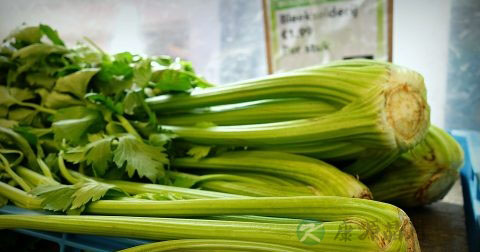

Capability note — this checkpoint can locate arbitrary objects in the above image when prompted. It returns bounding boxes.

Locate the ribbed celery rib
[146,62,389,112]
[163,86,427,153]
[162,87,392,147]
[171,151,372,199]
[119,239,313,252]
[200,181,319,197]
[0,215,375,251]
[15,167,243,200]
[169,171,318,197]
[158,98,339,126]
[369,126,464,207]
[0,180,420,251]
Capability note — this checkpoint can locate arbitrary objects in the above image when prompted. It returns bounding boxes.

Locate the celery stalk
[162,84,429,156]
[169,171,315,197]
[0,214,411,251]
[146,60,396,112]
[17,168,242,200]
[171,151,371,198]
[369,126,464,206]
[0,193,420,251]
[120,239,313,252]
[200,182,316,197]
[158,98,338,126]
[0,126,39,171]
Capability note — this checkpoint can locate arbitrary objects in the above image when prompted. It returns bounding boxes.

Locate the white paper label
[266,0,390,72]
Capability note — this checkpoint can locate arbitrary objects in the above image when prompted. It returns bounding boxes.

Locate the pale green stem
[16,101,56,114]
[57,151,78,184]
[78,162,86,175]
[0,153,31,192]
[120,239,311,252]
[16,166,58,186]
[36,158,53,179]
[116,114,142,140]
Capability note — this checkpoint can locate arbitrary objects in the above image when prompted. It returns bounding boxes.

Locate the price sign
[263,0,392,73]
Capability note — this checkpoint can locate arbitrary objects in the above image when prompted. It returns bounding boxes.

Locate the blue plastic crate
[451,130,480,252]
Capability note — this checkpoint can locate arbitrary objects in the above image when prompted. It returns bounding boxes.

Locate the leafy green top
[30,179,127,214]
[0,24,212,186]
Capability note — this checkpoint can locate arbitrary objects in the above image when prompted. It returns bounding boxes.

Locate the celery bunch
[369,126,464,207]
[148,61,430,178]
[0,24,433,252]
[152,61,430,153]
[0,179,420,252]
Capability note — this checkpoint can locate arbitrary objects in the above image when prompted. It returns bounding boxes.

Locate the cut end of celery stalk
[384,66,430,151]
[413,126,464,205]
[373,208,420,252]
[414,167,459,205]
[400,211,422,252]
[370,126,464,207]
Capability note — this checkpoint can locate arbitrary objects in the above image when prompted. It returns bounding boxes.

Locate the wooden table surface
[406,179,469,252]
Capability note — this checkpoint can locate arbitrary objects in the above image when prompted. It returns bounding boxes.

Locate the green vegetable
[170,171,318,197]
[0,25,426,252]
[39,24,65,46]
[51,106,104,145]
[0,183,420,252]
[158,98,338,126]
[30,179,127,213]
[369,126,464,207]
[0,213,419,251]
[120,239,312,252]
[18,167,240,200]
[148,61,429,151]
[1,24,212,183]
[171,151,371,198]
[112,134,169,183]
[0,126,39,171]
[147,61,430,178]
[155,96,396,178]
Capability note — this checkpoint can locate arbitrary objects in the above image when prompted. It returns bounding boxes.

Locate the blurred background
[0,0,478,129]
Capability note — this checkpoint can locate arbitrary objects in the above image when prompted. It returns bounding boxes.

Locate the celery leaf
[54,68,99,98]
[31,180,127,213]
[85,93,123,115]
[39,24,65,46]
[70,180,125,209]
[0,86,35,108]
[52,106,104,144]
[187,145,211,160]
[113,134,169,182]
[64,136,114,176]
[30,184,76,212]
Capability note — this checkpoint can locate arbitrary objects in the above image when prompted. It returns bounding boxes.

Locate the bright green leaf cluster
[113,134,169,183]
[31,179,127,213]
[64,134,169,183]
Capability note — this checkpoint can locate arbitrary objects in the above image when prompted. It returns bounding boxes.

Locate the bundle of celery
[0,24,434,252]
[148,61,430,151]
[0,177,420,252]
[146,61,431,179]
[0,24,371,199]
